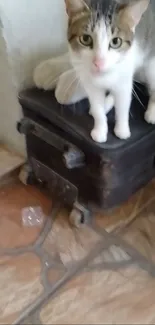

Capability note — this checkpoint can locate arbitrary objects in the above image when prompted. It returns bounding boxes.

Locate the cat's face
[65,0,149,76]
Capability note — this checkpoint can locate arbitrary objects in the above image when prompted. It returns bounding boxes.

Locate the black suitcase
[18,84,155,226]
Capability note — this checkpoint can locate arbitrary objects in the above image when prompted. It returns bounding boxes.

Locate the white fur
[69,19,147,142]
[55,67,115,110]
[144,58,155,123]
[34,52,115,113]
[55,69,86,104]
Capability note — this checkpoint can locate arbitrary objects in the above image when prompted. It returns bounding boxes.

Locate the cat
[64,0,155,143]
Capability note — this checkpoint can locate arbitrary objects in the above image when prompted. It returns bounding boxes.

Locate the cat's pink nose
[93,57,105,69]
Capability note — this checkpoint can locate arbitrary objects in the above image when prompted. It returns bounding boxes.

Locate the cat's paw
[91,127,107,143]
[145,108,155,124]
[114,125,131,140]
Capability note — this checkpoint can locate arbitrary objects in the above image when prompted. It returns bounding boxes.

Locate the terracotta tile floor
[1,180,155,324]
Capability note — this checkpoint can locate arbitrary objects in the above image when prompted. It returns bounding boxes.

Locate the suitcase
[18,84,155,226]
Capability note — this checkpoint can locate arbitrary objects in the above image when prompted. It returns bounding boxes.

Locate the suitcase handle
[17,118,86,169]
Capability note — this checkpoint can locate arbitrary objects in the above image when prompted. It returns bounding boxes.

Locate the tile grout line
[13,237,115,325]
[33,201,61,248]
[93,224,155,276]
[112,195,155,234]
[106,188,144,233]
[5,195,155,323]
[88,259,137,272]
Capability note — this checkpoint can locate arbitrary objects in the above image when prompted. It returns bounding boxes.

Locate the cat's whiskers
[132,87,144,108]
[62,76,79,103]
[133,79,143,85]
[134,83,143,95]
[48,76,60,87]
[133,79,145,95]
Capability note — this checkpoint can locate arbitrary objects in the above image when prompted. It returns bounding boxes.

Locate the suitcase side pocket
[18,117,86,169]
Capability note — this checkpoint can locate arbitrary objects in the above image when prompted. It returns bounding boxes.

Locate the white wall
[0,31,25,153]
[0,0,67,153]
[0,0,68,88]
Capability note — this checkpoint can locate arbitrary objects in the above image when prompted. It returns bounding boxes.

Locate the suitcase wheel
[19,164,36,185]
[69,203,92,228]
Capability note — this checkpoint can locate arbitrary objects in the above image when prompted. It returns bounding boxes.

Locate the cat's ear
[120,0,150,31]
[65,0,89,17]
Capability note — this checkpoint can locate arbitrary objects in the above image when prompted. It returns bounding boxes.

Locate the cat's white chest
[79,69,119,93]
[92,71,119,89]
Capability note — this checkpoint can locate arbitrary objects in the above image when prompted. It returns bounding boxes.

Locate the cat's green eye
[79,34,93,47]
[110,37,122,49]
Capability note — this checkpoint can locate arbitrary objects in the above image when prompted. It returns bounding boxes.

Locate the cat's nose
[93,57,105,69]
